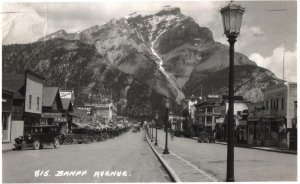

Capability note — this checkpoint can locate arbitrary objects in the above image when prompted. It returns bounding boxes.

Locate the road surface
[154,129,297,182]
[2,130,171,183]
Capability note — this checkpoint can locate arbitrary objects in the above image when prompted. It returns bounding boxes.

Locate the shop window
[276,98,279,110]
[206,127,212,133]
[37,97,40,110]
[29,95,32,109]
[2,113,9,130]
[266,100,269,109]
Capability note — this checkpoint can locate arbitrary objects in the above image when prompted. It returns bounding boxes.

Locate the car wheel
[33,141,40,150]
[89,136,95,143]
[15,145,22,150]
[64,137,73,145]
[84,137,91,144]
[54,139,60,149]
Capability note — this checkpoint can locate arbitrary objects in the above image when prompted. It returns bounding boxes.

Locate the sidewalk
[145,133,220,182]
[2,142,15,153]
[190,137,297,155]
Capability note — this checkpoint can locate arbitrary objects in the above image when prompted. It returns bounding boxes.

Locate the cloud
[2,3,48,44]
[249,46,297,82]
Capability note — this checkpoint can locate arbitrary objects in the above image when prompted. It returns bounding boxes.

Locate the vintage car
[14,125,61,150]
[60,127,109,144]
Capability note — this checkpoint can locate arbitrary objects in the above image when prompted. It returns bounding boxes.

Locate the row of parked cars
[14,123,131,151]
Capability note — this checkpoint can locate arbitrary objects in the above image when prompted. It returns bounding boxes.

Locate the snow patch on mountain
[145,10,185,101]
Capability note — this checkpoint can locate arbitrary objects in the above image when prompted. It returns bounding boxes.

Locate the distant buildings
[193,95,248,138]
[84,103,118,124]
[183,82,297,149]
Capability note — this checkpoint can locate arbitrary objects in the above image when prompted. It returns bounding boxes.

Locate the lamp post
[154,111,159,146]
[163,98,170,154]
[151,120,154,142]
[220,2,245,182]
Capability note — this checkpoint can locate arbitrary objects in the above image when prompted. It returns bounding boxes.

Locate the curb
[189,137,297,155]
[2,149,13,153]
[145,132,182,182]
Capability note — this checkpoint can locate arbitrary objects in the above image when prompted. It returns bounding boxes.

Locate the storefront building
[3,70,44,136]
[41,87,65,130]
[261,82,297,148]
[2,88,14,142]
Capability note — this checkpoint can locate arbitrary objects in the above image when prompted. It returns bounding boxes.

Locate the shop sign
[55,117,67,122]
[42,112,63,118]
[216,118,224,123]
[60,92,72,99]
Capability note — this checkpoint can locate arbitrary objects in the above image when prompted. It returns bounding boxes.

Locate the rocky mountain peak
[155,7,182,16]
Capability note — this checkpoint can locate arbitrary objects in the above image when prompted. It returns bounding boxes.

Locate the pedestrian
[170,129,174,141]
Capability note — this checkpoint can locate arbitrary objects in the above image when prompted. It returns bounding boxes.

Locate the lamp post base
[226,178,235,182]
[163,149,170,154]
[154,141,158,146]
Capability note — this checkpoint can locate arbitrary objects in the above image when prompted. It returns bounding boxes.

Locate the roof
[25,69,45,80]
[2,73,25,99]
[2,87,15,94]
[61,98,73,111]
[42,87,59,107]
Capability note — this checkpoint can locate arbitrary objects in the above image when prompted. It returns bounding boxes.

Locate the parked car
[14,125,61,150]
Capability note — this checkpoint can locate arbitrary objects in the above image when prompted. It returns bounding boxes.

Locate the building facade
[2,88,14,142]
[261,82,297,148]
[84,103,117,124]
[2,70,44,136]
[194,95,222,136]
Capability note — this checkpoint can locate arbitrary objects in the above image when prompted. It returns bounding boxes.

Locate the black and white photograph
[1,0,298,183]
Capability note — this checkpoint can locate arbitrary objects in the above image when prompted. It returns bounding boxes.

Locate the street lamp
[220,2,245,182]
[163,98,170,154]
[154,111,159,146]
[151,120,154,142]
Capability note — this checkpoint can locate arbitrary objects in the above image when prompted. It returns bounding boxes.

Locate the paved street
[2,131,171,183]
[154,129,297,182]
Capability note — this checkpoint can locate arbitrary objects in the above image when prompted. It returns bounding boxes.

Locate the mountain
[3,6,282,116]
[2,39,167,117]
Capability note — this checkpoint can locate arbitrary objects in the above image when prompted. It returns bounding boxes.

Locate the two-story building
[194,95,222,136]
[261,82,297,148]
[2,70,44,136]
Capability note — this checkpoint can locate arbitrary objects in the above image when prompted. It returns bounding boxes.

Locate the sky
[1,0,297,82]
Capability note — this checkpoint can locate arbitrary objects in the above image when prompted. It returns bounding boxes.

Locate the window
[282,97,284,110]
[206,116,212,124]
[29,95,32,109]
[37,97,40,110]
[202,117,205,123]
[276,98,279,110]
[271,99,273,109]
[207,107,213,113]
[266,100,269,109]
